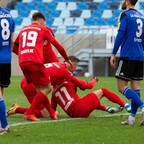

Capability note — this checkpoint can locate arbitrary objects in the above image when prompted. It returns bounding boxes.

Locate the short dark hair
[69,56,80,62]
[32,12,46,21]
[129,0,138,5]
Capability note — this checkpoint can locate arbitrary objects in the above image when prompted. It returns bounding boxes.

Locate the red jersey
[51,78,97,116]
[13,23,68,65]
[43,27,59,63]
[44,62,96,88]
[15,22,55,64]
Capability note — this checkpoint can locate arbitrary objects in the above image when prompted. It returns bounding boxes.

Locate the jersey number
[55,86,74,110]
[22,31,38,47]
[0,19,10,40]
[136,19,143,37]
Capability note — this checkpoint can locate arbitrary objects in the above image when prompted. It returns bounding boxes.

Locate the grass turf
[0,76,144,144]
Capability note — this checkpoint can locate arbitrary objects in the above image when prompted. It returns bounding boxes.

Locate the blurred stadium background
[1,0,144,76]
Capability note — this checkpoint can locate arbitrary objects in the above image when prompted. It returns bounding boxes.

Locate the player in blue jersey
[110,0,144,125]
[0,6,15,134]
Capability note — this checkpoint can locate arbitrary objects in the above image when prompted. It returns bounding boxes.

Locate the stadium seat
[21,17,31,26]
[46,18,53,26]
[20,10,29,18]
[95,18,106,26]
[67,26,77,34]
[70,10,82,17]
[74,18,84,26]
[113,10,122,17]
[98,2,108,10]
[47,2,56,11]
[67,2,77,10]
[87,2,98,10]
[81,10,91,18]
[60,10,70,18]
[109,2,119,10]
[107,17,117,26]
[10,10,19,18]
[27,2,36,10]
[101,10,113,19]
[91,10,101,19]
[56,2,67,10]
[93,0,104,2]
[42,0,53,3]
[22,0,33,3]
[13,17,22,25]
[85,17,95,26]
[63,18,74,26]
[50,10,60,18]
[52,18,63,26]
[36,2,46,10]
[15,2,26,11]
[56,25,67,34]
[77,2,87,10]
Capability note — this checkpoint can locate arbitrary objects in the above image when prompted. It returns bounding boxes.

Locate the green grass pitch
[1,76,144,144]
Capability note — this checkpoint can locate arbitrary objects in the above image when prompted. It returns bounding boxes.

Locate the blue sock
[130,90,140,117]
[123,88,144,108]
[0,97,8,128]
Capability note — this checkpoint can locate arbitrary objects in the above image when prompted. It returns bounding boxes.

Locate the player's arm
[70,76,97,89]
[12,35,19,55]
[51,94,57,111]
[112,12,127,55]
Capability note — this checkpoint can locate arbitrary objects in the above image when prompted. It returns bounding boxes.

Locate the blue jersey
[0,7,15,63]
[112,9,144,61]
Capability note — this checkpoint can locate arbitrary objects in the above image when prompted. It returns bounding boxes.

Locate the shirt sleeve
[70,76,96,89]
[112,12,127,55]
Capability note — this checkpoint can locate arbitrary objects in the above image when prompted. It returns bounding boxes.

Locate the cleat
[125,104,131,113]
[7,103,19,116]
[106,106,123,114]
[121,116,135,125]
[0,126,10,135]
[140,111,144,126]
[23,114,40,122]
[51,110,59,120]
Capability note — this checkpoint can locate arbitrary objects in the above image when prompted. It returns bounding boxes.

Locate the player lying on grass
[7,56,131,119]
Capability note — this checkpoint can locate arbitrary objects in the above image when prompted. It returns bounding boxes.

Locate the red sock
[101,88,126,107]
[16,107,28,114]
[97,104,107,111]
[34,110,43,118]
[26,91,45,115]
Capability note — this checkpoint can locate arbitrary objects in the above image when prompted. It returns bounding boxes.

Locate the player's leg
[100,88,131,112]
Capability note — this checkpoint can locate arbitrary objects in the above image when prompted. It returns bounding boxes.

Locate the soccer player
[7,56,131,118]
[0,6,15,135]
[13,12,72,121]
[110,0,144,125]
[51,79,131,118]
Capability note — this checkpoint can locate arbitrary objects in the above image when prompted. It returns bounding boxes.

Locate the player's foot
[0,126,10,135]
[121,116,135,125]
[124,103,131,113]
[23,114,40,122]
[6,103,19,116]
[140,110,144,126]
[51,111,59,120]
[106,106,123,114]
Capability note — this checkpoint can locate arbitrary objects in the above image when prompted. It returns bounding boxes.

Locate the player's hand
[110,54,116,68]
[92,77,99,82]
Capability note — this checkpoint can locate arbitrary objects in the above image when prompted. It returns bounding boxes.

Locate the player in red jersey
[7,56,97,118]
[51,79,131,118]
[13,12,72,121]
[7,56,131,119]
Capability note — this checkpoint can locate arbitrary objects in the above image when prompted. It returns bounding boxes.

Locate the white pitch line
[9,112,141,127]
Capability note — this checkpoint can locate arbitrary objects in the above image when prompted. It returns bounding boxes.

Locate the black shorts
[115,60,143,81]
[0,64,11,88]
